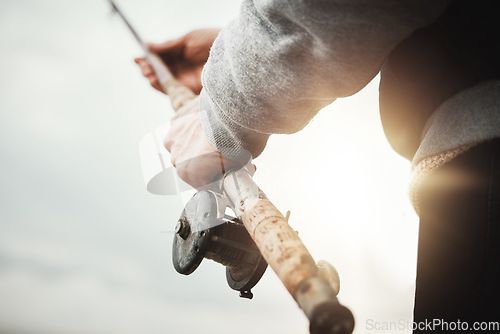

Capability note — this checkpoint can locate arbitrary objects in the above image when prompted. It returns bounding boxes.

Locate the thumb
[147,36,184,55]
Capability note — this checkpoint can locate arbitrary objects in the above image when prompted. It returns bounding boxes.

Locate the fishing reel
[172,190,268,299]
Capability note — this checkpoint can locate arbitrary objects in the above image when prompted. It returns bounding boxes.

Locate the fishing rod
[108,0,195,111]
[108,1,355,333]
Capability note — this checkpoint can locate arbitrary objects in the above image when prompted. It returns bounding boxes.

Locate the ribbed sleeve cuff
[199,89,270,162]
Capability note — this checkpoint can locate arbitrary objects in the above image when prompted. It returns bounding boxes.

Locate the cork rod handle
[223,169,355,334]
[146,52,196,111]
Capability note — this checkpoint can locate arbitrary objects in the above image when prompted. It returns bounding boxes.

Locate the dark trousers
[413,139,500,333]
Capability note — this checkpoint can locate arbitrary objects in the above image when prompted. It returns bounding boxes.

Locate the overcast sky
[0,1,419,333]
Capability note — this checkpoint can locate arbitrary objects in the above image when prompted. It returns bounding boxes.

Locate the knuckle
[140,62,150,71]
[149,77,159,86]
[163,138,173,152]
[176,167,188,181]
[176,166,194,185]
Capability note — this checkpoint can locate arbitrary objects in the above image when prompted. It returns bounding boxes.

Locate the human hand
[164,96,254,190]
[135,28,221,95]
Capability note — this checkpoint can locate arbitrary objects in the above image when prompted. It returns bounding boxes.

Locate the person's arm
[200,0,451,161]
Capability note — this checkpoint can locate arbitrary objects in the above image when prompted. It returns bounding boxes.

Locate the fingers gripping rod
[110,1,354,332]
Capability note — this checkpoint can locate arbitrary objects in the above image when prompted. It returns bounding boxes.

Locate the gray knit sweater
[199,0,499,168]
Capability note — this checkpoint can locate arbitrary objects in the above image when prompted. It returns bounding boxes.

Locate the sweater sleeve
[199,0,451,160]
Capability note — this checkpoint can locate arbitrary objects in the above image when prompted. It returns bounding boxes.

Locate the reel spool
[172,191,268,299]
